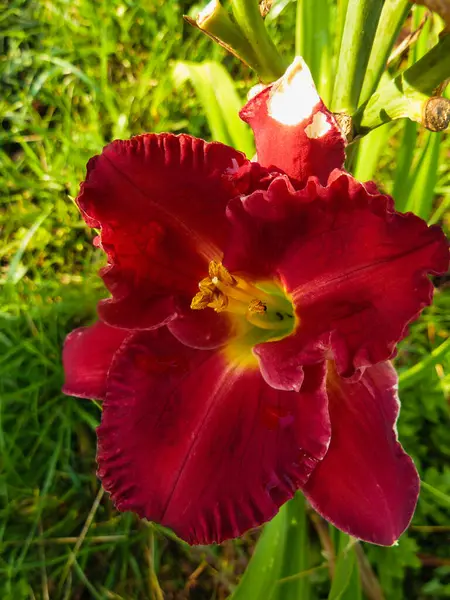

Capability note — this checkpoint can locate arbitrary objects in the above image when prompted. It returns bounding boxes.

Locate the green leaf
[173,60,255,157]
[353,123,391,182]
[272,494,312,600]
[359,0,410,105]
[229,494,313,600]
[392,120,418,211]
[328,534,360,600]
[331,0,384,113]
[296,0,333,104]
[403,132,441,220]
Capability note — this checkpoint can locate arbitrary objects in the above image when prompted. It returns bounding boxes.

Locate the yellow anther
[191,261,295,333]
[208,261,235,286]
[191,291,213,310]
[198,277,215,293]
[208,292,228,312]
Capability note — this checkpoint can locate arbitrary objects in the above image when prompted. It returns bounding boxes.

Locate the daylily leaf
[229,494,313,600]
[328,534,360,600]
[353,123,392,182]
[403,131,442,219]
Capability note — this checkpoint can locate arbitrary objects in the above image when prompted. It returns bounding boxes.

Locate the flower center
[191,261,296,339]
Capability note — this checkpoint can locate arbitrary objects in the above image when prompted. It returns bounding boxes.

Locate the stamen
[198,277,215,293]
[191,261,296,335]
[208,261,235,286]
[191,290,213,310]
[210,296,248,315]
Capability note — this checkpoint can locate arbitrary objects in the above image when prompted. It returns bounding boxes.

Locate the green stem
[331,0,384,113]
[354,73,425,135]
[354,35,450,134]
[187,0,264,76]
[230,0,287,82]
[359,0,410,105]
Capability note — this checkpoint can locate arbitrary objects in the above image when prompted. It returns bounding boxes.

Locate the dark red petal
[255,332,331,392]
[62,321,130,400]
[240,58,346,185]
[97,328,330,545]
[302,361,419,546]
[167,300,234,349]
[77,133,250,329]
[226,173,449,376]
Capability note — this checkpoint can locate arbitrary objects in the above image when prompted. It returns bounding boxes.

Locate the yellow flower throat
[191,261,296,338]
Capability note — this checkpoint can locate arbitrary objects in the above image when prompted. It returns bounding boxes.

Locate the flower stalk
[230,0,287,80]
[186,1,262,75]
[188,0,285,83]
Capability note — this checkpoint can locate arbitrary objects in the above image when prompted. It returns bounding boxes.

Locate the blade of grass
[399,337,450,390]
[146,526,164,600]
[420,481,450,508]
[428,190,450,225]
[59,486,105,594]
[6,206,52,284]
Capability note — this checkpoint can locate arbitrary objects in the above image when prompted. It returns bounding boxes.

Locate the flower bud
[422,96,450,132]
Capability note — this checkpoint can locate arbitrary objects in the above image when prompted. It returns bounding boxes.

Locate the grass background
[0,0,449,598]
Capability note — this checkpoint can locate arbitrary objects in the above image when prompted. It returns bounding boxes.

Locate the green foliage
[328,535,361,600]
[230,494,316,600]
[173,60,255,156]
[366,536,421,599]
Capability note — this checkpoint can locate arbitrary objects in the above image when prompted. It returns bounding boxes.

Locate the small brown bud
[260,0,273,18]
[423,96,450,132]
[333,113,354,142]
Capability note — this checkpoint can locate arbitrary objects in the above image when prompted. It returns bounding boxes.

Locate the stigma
[191,261,294,331]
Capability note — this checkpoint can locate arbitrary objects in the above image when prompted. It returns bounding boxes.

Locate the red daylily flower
[63,58,448,546]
